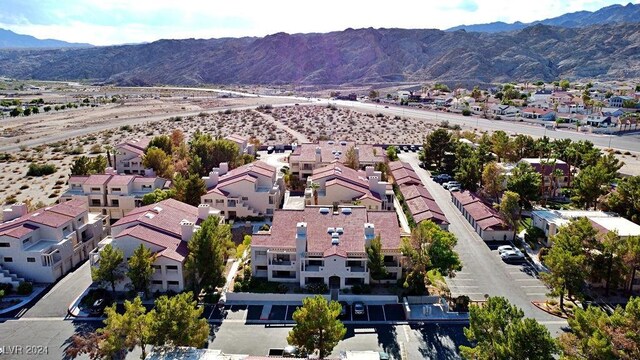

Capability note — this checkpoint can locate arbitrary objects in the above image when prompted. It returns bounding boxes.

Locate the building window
[91,199,101,206]
[4,257,13,262]
[255,250,267,256]
[111,199,120,207]
[257,266,267,271]
[166,265,178,271]
[242,197,249,201]
[111,188,121,192]
[167,281,179,286]
[152,280,163,285]
[142,185,152,189]
[152,265,161,270]
[27,257,36,263]
[77,217,83,224]
[62,226,69,233]
[91,187,101,192]
[266,209,273,215]
[0,243,9,248]
[204,199,213,204]
[22,237,31,244]
[215,199,224,204]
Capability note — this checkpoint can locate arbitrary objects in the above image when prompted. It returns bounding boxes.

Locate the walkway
[254,110,310,144]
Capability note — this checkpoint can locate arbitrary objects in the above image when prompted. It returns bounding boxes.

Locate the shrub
[548,299,558,306]
[259,224,271,231]
[17,281,33,295]
[305,283,328,294]
[462,109,471,116]
[26,163,56,176]
[0,283,14,295]
[351,284,371,295]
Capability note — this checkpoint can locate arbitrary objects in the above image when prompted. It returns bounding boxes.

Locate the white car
[497,245,515,255]
[443,181,460,189]
[501,250,525,262]
[448,186,460,192]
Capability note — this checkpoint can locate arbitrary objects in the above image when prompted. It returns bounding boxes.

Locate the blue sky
[0,0,635,45]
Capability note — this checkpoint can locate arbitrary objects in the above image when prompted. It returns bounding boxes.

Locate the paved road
[398,153,567,335]
[333,100,640,152]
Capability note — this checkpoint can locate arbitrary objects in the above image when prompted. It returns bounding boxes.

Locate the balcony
[302,265,322,272]
[348,266,367,273]
[269,259,292,266]
[384,261,400,268]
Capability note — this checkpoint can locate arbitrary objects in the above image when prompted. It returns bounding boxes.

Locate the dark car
[339,301,348,317]
[353,301,366,316]
[89,298,108,316]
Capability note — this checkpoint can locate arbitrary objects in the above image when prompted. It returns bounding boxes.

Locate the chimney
[315,146,322,163]
[203,170,219,189]
[104,167,117,175]
[364,223,375,246]
[198,204,212,220]
[180,220,195,241]
[365,166,375,177]
[296,222,307,255]
[144,168,156,177]
[218,162,229,175]
[2,203,28,222]
[354,147,360,158]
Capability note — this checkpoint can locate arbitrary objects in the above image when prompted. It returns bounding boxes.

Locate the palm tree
[550,168,564,198]
[104,145,113,168]
[309,182,320,205]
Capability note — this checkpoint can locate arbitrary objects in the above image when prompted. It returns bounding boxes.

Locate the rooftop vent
[31,212,40,217]
[319,207,330,214]
[336,227,344,234]
[144,213,155,219]
[341,207,352,215]
[328,140,335,145]
[340,141,347,146]
[153,206,163,212]
[327,227,335,234]
[331,232,340,238]
[331,238,340,245]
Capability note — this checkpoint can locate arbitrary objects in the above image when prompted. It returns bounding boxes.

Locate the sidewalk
[0,286,47,315]
[519,230,549,273]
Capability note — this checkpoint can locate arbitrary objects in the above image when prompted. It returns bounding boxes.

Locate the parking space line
[366,306,370,322]
[451,285,479,288]
[514,278,540,281]
[526,293,547,296]
[382,305,387,321]
[521,285,547,288]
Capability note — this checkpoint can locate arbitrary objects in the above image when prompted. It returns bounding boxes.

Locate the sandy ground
[1,89,638,208]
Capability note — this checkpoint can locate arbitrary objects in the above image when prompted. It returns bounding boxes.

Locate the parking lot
[203,303,407,323]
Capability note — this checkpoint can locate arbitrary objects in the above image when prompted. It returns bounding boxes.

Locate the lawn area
[518,217,532,233]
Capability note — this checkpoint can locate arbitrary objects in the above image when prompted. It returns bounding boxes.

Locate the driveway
[398,153,567,334]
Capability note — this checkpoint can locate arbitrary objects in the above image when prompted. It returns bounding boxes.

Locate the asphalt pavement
[398,153,568,335]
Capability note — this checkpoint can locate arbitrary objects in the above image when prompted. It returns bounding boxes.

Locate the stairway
[235,199,262,217]
[0,265,25,289]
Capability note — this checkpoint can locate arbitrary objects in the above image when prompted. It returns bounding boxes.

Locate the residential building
[60,173,170,221]
[388,161,422,187]
[490,104,520,117]
[115,138,151,175]
[251,206,404,288]
[532,209,640,243]
[304,162,394,211]
[200,161,284,220]
[225,134,255,155]
[387,161,449,229]
[289,140,385,180]
[451,191,513,241]
[584,114,613,128]
[521,107,556,121]
[0,200,109,286]
[519,158,570,197]
[90,199,220,292]
[609,95,634,108]
[398,185,449,230]
[601,107,624,117]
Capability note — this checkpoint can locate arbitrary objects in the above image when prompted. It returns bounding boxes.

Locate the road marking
[515,278,540,281]
[451,278,476,281]
[539,320,568,325]
[402,324,410,342]
[451,285,479,288]
[521,285,547,288]
[526,293,548,296]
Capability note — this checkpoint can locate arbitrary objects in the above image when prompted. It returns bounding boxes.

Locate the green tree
[91,244,125,294]
[460,296,558,360]
[454,142,481,191]
[344,146,359,169]
[541,218,590,310]
[368,90,379,99]
[490,131,513,162]
[497,191,520,241]
[70,156,92,176]
[142,147,173,178]
[23,107,31,116]
[560,79,570,91]
[309,182,320,205]
[513,134,536,159]
[148,292,209,348]
[188,154,204,177]
[366,235,388,281]
[622,236,640,293]
[603,176,640,224]
[623,99,638,109]
[103,297,152,359]
[402,221,461,294]
[147,135,173,155]
[482,161,504,203]
[287,295,346,359]
[506,162,541,214]
[190,132,240,173]
[184,216,232,295]
[181,173,206,207]
[386,146,398,161]
[141,188,176,205]
[559,304,616,360]
[127,244,155,297]
[420,128,453,170]
[90,155,108,174]
[572,163,613,209]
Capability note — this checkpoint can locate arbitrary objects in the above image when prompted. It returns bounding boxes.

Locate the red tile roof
[389,161,422,186]
[114,199,199,237]
[47,199,87,218]
[1,201,89,235]
[452,191,510,231]
[83,174,113,186]
[290,141,385,164]
[117,225,188,262]
[520,158,570,177]
[0,223,38,238]
[253,206,401,253]
[400,185,434,201]
[207,161,275,193]
[107,175,136,186]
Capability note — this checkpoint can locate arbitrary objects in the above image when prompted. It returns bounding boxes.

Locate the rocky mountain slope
[0,28,92,49]
[447,2,640,33]
[0,23,638,85]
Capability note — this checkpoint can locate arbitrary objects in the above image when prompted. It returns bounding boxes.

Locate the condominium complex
[115,138,150,175]
[251,206,404,289]
[0,200,109,286]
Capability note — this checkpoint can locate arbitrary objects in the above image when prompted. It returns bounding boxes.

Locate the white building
[90,199,221,293]
[289,140,386,180]
[200,161,285,220]
[115,138,151,175]
[225,134,255,156]
[251,206,404,289]
[60,173,170,221]
[0,200,109,286]
[451,191,513,241]
[304,162,394,211]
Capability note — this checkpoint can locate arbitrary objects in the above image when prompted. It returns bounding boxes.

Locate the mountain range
[447,2,640,33]
[0,4,638,85]
[0,28,92,49]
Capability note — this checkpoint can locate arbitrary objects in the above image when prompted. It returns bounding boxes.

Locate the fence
[225,292,398,304]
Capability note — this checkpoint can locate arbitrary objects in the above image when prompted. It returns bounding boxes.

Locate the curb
[0,286,47,316]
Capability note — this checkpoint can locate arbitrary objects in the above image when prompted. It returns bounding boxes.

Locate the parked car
[448,186,460,192]
[409,145,416,152]
[443,181,460,189]
[89,298,109,316]
[433,174,452,184]
[501,250,525,262]
[339,301,348,317]
[353,301,366,315]
[267,146,274,154]
[268,346,300,358]
[497,245,515,255]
